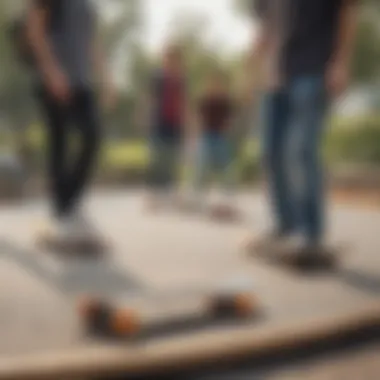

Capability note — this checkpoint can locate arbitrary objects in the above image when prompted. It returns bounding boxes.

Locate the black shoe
[292,243,337,272]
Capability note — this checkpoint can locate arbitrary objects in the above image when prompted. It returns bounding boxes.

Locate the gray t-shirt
[38,0,96,87]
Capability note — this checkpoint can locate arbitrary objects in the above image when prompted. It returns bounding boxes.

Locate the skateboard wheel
[233,293,255,317]
[211,292,255,318]
[110,309,140,336]
[78,297,104,318]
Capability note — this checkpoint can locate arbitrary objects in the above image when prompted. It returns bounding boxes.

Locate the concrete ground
[183,343,380,380]
[0,190,379,378]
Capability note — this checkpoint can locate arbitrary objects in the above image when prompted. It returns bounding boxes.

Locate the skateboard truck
[78,277,258,338]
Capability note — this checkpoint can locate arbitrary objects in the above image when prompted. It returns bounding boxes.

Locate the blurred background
[0,0,378,200]
[0,1,379,379]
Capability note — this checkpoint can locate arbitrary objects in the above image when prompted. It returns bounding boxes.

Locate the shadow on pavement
[0,239,144,298]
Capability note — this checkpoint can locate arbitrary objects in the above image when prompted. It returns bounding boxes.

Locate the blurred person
[145,44,188,210]
[25,0,114,241]
[246,0,358,254]
[192,72,237,212]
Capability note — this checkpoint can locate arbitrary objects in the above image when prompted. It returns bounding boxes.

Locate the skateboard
[78,277,259,339]
[248,240,342,273]
[208,203,242,222]
[176,198,242,223]
[36,224,110,256]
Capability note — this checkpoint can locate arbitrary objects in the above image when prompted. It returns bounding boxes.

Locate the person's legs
[146,130,180,207]
[164,135,181,195]
[213,132,235,196]
[287,76,328,246]
[261,91,294,234]
[64,87,101,216]
[146,134,164,208]
[38,89,70,219]
[191,132,212,206]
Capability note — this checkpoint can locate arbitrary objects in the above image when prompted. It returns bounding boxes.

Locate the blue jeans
[147,127,181,191]
[193,131,234,193]
[261,76,328,242]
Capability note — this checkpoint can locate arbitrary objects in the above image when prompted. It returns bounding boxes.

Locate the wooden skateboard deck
[176,199,243,223]
[36,225,110,257]
[78,277,259,339]
[248,242,344,273]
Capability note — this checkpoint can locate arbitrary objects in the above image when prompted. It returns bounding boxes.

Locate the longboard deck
[78,278,260,339]
[175,200,243,224]
[249,243,344,273]
[36,227,110,257]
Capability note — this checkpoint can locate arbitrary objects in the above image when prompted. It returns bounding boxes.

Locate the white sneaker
[244,229,290,253]
[71,212,98,240]
[54,215,76,241]
[280,234,309,253]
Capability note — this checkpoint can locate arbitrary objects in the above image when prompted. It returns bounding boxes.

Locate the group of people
[145,45,238,212]
[20,0,357,257]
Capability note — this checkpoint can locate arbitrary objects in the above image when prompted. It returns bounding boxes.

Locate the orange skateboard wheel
[233,293,255,317]
[111,309,141,336]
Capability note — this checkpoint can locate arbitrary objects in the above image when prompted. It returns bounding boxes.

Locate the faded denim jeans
[193,130,235,197]
[261,75,328,242]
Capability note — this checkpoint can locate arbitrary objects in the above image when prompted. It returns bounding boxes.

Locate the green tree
[351,1,380,84]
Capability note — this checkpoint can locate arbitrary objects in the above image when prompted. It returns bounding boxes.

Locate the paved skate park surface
[0,191,379,379]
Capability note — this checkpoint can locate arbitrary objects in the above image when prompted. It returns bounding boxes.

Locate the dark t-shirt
[254,0,356,80]
[198,95,234,132]
[34,0,96,87]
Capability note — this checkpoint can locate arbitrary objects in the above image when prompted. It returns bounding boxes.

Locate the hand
[101,82,117,112]
[45,67,71,104]
[326,58,350,98]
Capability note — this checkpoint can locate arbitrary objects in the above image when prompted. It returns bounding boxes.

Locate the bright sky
[142,0,254,55]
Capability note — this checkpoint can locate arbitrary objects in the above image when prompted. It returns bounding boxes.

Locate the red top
[162,75,184,125]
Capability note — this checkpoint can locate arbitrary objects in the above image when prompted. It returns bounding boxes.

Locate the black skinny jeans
[38,86,101,218]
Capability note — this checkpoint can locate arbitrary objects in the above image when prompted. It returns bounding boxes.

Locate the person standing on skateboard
[247,0,358,254]
[26,0,114,240]
[145,44,188,210]
[193,72,237,212]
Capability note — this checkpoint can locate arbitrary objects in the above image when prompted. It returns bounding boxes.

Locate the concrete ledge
[1,302,380,380]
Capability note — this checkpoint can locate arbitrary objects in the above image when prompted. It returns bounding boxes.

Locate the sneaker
[53,215,77,241]
[278,236,335,268]
[244,229,290,254]
[71,212,98,241]
[280,234,309,253]
[280,235,326,255]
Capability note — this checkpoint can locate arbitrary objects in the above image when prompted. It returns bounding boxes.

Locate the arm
[327,0,358,96]
[244,2,272,102]
[26,0,69,101]
[92,38,110,88]
[26,0,59,76]
[333,0,358,65]
[248,18,272,69]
